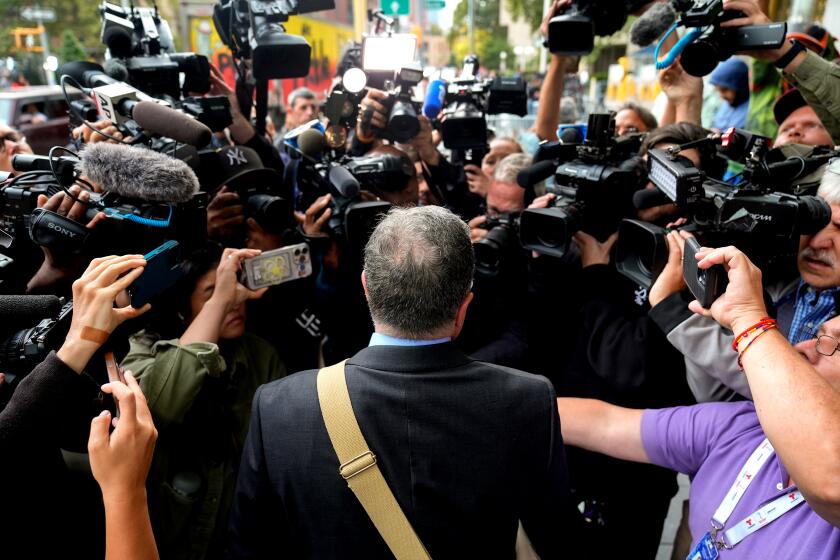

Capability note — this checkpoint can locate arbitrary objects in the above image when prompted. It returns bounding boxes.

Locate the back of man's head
[364,206,474,338]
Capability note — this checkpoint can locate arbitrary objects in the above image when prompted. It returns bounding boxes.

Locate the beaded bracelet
[736,322,778,369]
[732,318,777,352]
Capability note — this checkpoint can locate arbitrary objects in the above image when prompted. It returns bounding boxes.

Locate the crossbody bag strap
[316,360,432,560]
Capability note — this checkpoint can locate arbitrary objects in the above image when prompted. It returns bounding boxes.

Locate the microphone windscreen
[132,101,212,147]
[58,61,112,89]
[103,58,130,82]
[0,295,62,326]
[297,128,325,159]
[517,160,556,188]
[80,143,200,203]
[329,165,360,198]
[422,79,447,120]
[633,187,670,209]
[629,1,677,46]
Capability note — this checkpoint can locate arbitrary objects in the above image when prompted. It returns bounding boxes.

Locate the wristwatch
[774,39,806,69]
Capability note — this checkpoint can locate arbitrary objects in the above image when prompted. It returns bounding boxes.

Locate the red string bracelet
[736,321,778,369]
[732,318,777,352]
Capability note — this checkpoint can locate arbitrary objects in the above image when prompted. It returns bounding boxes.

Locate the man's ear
[452,291,474,339]
[361,270,369,300]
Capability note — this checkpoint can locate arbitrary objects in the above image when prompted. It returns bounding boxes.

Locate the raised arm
[556,397,649,463]
[691,245,840,526]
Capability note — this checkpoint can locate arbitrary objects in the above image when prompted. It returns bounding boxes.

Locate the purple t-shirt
[641,401,840,559]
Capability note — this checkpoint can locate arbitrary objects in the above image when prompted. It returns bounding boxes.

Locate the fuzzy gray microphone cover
[79,143,200,203]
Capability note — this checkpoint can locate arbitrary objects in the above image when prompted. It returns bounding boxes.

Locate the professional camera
[474,213,522,277]
[547,0,650,55]
[8,151,208,257]
[671,0,787,76]
[213,0,332,80]
[0,298,73,384]
[436,56,528,153]
[180,96,233,132]
[615,129,834,288]
[100,2,213,100]
[518,112,647,258]
[379,63,424,144]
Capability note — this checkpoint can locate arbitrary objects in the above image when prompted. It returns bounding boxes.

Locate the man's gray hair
[364,206,474,337]
[494,153,532,184]
[287,87,316,108]
[818,159,840,205]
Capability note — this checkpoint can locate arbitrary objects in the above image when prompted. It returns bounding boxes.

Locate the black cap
[773,88,807,126]
[206,145,279,192]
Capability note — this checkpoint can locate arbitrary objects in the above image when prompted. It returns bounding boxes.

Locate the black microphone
[297,128,326,159]
[328,165,360,198]
[559,126,585,144]
[103,58,130,82]
[59,61,117,89]
[517,160,556,189]
[79,143,200,203]
[131,102,212,147]
[0,295,62,325]
[629,1,678,46]
[633,187,672,209]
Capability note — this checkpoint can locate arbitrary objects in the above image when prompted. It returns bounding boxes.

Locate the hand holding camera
[356,89,390,141]
[206,186,245,241]
[687,245,768,333]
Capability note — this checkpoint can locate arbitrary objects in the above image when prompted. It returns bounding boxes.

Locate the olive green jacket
[123,332,286,560]
[784,49,840,145]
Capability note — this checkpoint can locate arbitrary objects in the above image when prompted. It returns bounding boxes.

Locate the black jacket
[227,342,569,559]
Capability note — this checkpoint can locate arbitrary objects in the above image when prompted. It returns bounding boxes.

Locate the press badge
[687,532,719,560]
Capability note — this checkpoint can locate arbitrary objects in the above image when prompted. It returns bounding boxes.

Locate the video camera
[0,297,73,385]
[213,0,333,80]
[547,0,650,55]
[615,129,833,291]
[424,56,528,161]
[6,150,207,257]
[518,112,647,258]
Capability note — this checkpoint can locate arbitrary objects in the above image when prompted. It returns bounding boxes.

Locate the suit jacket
[227,342,569,559]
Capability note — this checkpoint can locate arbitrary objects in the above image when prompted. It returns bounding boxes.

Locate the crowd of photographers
[2,0,840,557]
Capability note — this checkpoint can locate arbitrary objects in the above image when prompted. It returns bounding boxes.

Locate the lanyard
[710,438,806,549]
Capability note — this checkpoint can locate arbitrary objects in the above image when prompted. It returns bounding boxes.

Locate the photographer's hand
[207,186,245,241]
[89,372,159,560]
[464,164,491,197]
[687,245,768,332]
[658,60,702,125]
[57,255,150,374]
[72,119,126,144]
[295,194,333,237]
[410,116,441,166]
[245,218,282,251]
[720,0,806,71]
[468,215,488,243]
[208,62,255,144]
[572,231,618,267]
[648,230,689,307]
[356,89,389,141]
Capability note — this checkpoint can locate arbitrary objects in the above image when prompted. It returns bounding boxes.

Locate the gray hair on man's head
[363,206,474,338]
[818,159,840,205]
[287,87,316,108]
[494,153,532,185]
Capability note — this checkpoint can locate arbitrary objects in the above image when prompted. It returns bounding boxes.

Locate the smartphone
[128,240,184,308]
[103,351,125,418]
[683,237,728,309]
[240,243,312,290]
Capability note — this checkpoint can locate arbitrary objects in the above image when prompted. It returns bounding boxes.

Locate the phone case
[242,243,313,290]
[129,240,184,308]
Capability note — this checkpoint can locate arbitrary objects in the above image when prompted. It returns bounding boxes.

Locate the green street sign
[426,0,445,9]
[381,0,409,16]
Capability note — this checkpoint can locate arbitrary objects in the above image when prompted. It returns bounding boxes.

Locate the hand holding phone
[240,243,313,290]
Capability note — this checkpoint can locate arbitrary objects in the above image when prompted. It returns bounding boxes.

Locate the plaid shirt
[788,281,840,344]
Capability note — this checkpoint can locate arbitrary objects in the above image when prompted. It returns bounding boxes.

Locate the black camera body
[519,113,647,258]
[440,76,528,152]
[181,96,233,132]
[344,153,415,193]
[675,0,787,76]
[213,0,330,80]
[0,299,73,380]
[378,64,424,144]
[547,0,649,55]
[475,213,521,277]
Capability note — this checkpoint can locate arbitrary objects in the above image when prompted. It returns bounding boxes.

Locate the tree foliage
[59,30,87,64]
[504,0,543,33]
[0,0,104,58]
[448,0,513,71]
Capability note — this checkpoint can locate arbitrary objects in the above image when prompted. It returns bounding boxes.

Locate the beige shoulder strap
[317,360,432,560]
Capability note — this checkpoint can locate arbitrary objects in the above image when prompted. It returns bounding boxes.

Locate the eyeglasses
[0,131,26,152]
[815,334,840,357]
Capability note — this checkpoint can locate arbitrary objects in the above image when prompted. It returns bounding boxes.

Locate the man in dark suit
[227,205,569,559]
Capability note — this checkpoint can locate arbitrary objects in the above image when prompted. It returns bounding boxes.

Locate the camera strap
[317,360,432,559]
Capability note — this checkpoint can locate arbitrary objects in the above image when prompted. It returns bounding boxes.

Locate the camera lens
[247,193,291,232]
[475,225,512,276]
[680,40,722,77]
[387,101,420,143]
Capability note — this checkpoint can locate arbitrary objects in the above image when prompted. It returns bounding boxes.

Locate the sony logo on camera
[749,213,774,222]
[46,221,78,238]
